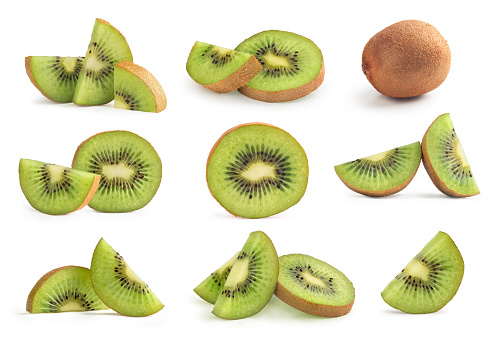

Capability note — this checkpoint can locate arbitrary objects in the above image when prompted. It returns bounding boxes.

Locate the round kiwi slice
[25,56,83,103]
[19,158,101,215]
[275,254,355,317]
[90,238,164,317]
[334,142,422,197]
[206,123,309,218]
[381,231,464,314]
[186,41,262,93]
[71,130,162,212]
[235,30,324,102]
[422,113,479,197]
[27,266,108,313]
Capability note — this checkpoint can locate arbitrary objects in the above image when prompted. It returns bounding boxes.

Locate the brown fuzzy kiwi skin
[362,20,451,98]
[25,56,53,102]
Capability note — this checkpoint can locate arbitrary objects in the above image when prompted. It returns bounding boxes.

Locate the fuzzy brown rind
[25,56,53,102]
[201,55,262,93]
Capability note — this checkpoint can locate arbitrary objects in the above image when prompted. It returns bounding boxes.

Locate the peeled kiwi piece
[381,231,464,314]
[206,123,309,218]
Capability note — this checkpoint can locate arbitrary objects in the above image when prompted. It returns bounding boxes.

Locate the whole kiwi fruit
[362,20,451,98]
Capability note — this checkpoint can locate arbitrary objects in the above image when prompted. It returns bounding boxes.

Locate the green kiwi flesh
[334,142,422,196]
[90,238,164,317]
[206,123,308,218]
[212,231,279,320]
[27,266,108,313]
[72,131,162,212]
[381,231,464,314]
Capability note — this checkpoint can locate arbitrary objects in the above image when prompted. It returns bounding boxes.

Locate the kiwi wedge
[25,56,83,103]
[212,231,279,320]
[381,231,464,314]
[114,61,166,113]
[334,142,422,197]
[275,254,355,317]
[90,238,164,317]
[19,158,100,215]
[27,266,108,313]
[206,123,309,218]
[235,30,324,102]
[186,41,262,93]
[73,18,133,106]
[71,130,162,212]
[422,113,479,197]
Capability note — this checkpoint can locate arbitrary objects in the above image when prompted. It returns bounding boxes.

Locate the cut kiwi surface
[27,266,108,313]
[72,130,162,212]
[381,231,464,314]
[206,123,308,218]
[334,142,422,197]
[19,158,100,215]
[422,113,479,197]
[90,238,164,317]
[275,254,355,317]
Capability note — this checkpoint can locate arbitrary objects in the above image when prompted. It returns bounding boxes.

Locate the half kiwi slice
[19,158,100,215]
[206,123,308,218]
[275,254,355,317]
[186,41,262,93]
[90,238,164,317]
[27,266,108,313]
[235,30,324,102]
[422,113,479,197]
[334,142,422,197]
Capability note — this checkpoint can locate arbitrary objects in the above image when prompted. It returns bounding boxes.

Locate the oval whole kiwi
[362,20,451,98]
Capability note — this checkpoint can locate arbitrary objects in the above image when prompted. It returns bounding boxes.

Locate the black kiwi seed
[46,289,95,312]
[253,41,301,77]
[221,251,258,298]
[288,264,336,295]
[202,46,236,66]
[349,147,404,173]
[50,57,83,83]
[440,129,473,179]
[394,254,443,293]
[114,91,139,110]
[36,163,73,195]
[111,252,151,294]
[84,40,114,83]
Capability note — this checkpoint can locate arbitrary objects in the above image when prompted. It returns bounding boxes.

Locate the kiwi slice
[334,142,422,197]
[73,18,133,105]
[19,158,101,215]
[194,252,240,304]
[235,30,324,102]
[27,266,108,313]
[212,231,279,319]
[71,131,162,212]
[381,231,464,314]
[186,41,262,93]
[90,238,164,317]
[275,254,355,317]
[422,113,479,197]
[114,61,166,113]
[206,123,308,218]
[25,56,83,103]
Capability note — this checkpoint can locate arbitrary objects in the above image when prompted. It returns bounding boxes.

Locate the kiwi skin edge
[25,57,50,102]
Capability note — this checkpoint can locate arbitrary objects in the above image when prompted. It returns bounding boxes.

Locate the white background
[0,0,500,341]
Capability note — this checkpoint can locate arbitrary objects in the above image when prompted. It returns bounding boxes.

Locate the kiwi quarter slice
[381,231,464,314]
[275,254,355,317]
[235,30,324,102]
[334,142,422,197]
[71,131,162,212]
[422,113,479,197]
[19,158,100,215]
[27,266,108,313]
[90,238,164,317]
[206,123,308,218]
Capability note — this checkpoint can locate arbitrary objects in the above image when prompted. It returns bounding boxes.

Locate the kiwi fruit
[186,41,262,93]
[71,130,162,212]
[206,123,309,218]
[381,231,464,314]
[362,19,451,98]
[212,231,279,320]
[19,158,101,215]
[25,56,83,103]
[334,142,422,197]
[90,238,164,317]
[275,254,355,317]
[235,30,324,102]
[73,18,133,106]
[114,61,166,113]
[27,266,108,313]
[422,113,479,197]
